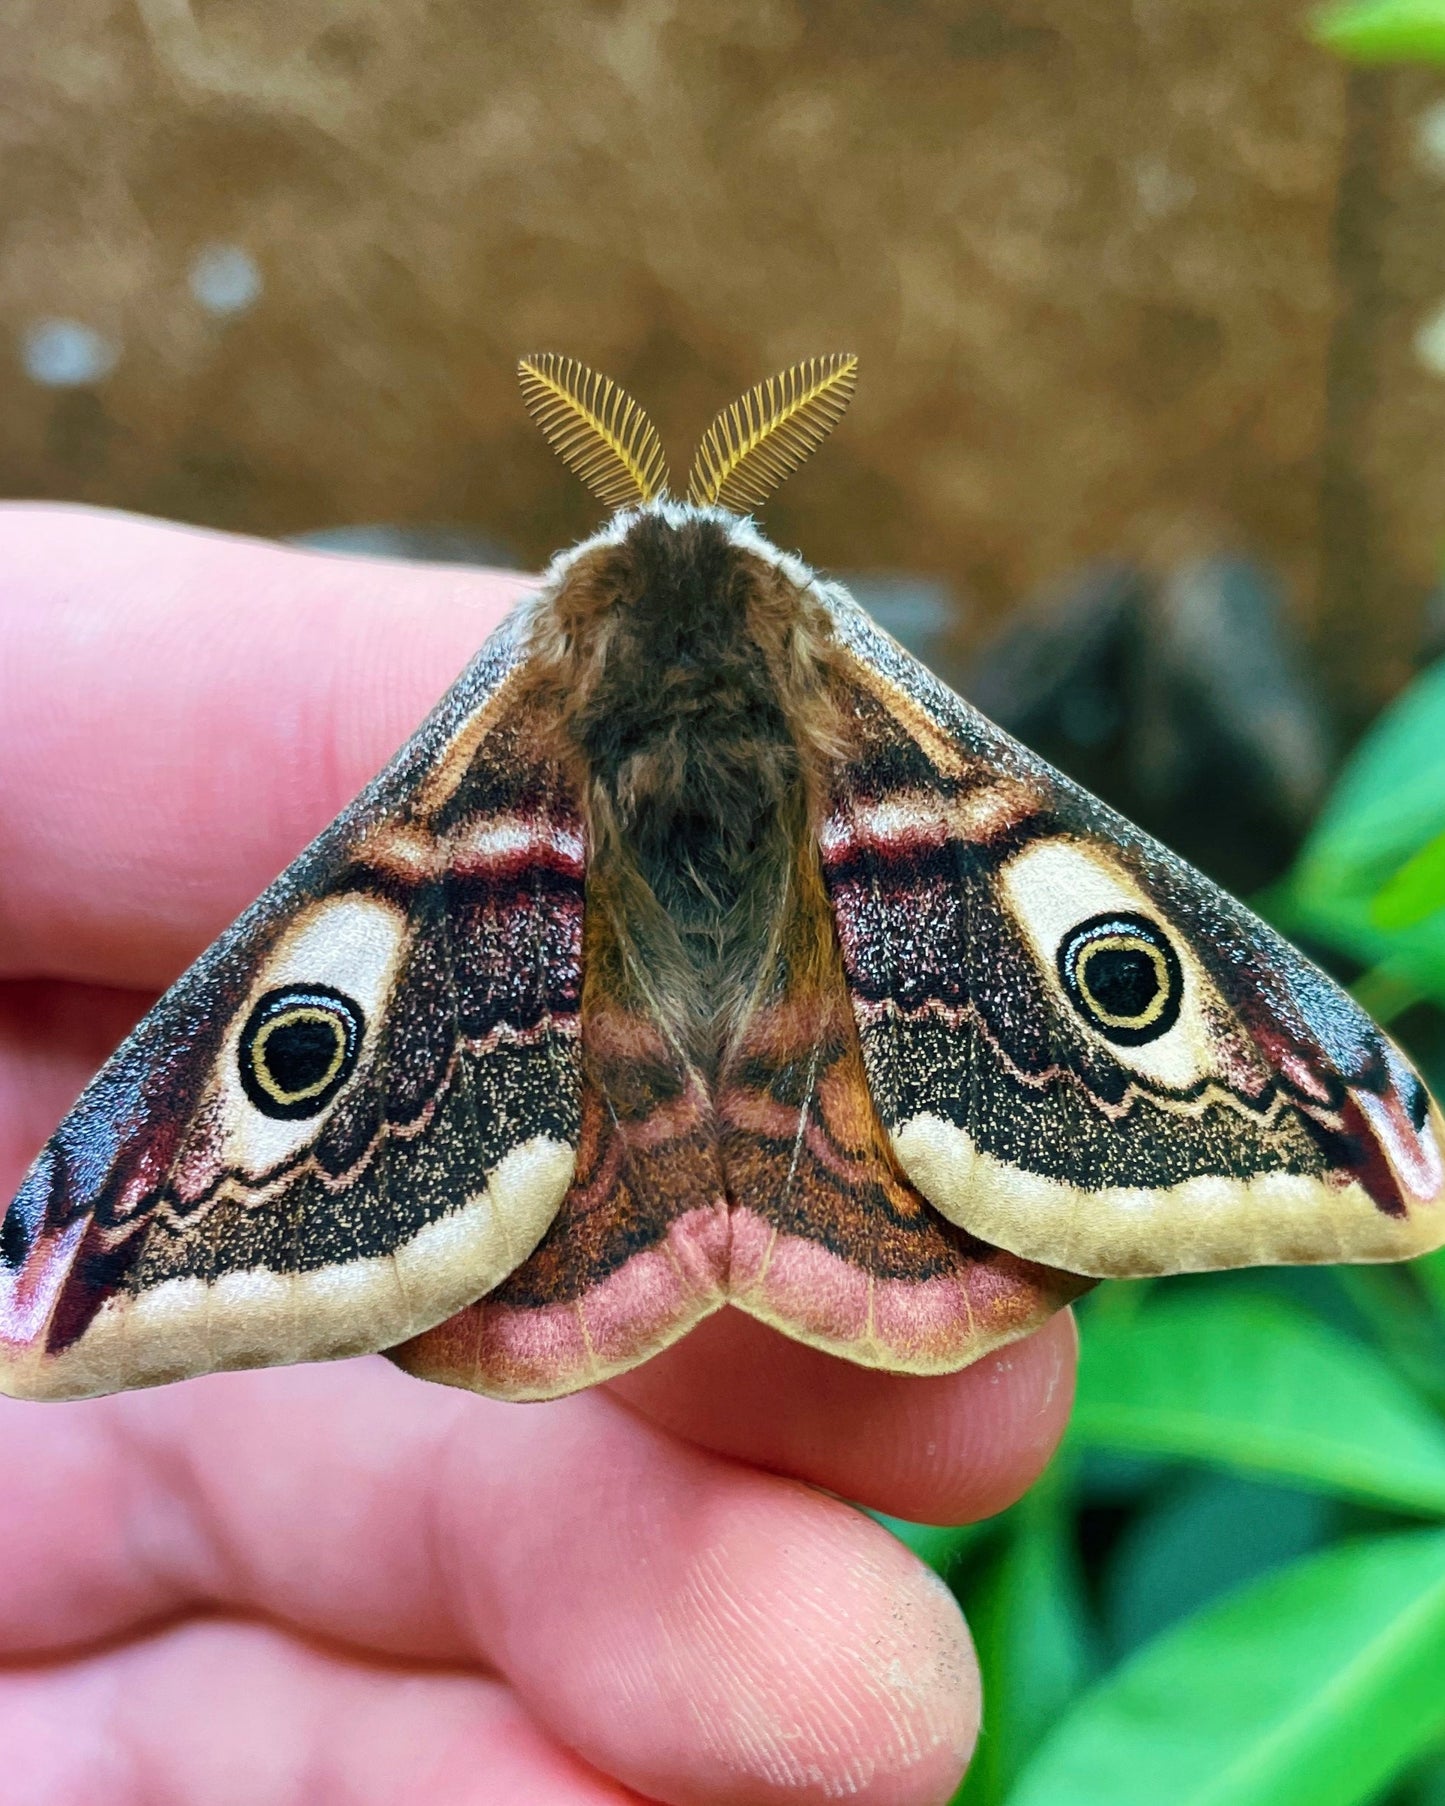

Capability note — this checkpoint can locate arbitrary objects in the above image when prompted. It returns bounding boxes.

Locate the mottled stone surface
[2,0,1443,706]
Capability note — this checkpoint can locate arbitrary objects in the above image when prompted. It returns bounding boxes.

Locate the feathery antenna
[517,355,670,508]
[686,354,858,511]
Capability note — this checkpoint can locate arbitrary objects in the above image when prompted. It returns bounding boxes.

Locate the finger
[0,980,151,1197]
[0,1358,977,1805]
[608,1305,1079,1525]
[1,1617,642,1805]
[0,979,1074,1532]
[0,977,1075,1529]
[0,978,1074,1529]
[0,505,529,987]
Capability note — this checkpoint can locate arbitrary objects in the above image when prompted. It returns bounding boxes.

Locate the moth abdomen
[534,506,847,1051]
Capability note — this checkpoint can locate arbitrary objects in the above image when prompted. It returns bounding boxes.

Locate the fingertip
[519,1431,979,1806]
[607,1306,1079,1525]
[707,1502,979,1806]
[0,1350,981,1805]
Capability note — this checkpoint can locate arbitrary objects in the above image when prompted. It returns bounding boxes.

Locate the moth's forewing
[816,585,1445,1279]
[0,609,584,1400]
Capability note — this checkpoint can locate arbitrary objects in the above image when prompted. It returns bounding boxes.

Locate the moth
[4,353,1444,1404]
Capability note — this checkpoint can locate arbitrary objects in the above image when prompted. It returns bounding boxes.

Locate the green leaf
[1275,655,1445,1000]
[955,1475,1094,1805]
[1280,883,1445,1009]
[1374,829,1445,930]
[1314,0,1445,60]
[1008,1530,1445,1806]
[1417,1246,1445,1322]
[1070,1295,1445,1515]
[1403,1748,1445,1806]
[1100,1471,1337,1658]
[1301,656,1445,881]
[1347,959,1428,1024]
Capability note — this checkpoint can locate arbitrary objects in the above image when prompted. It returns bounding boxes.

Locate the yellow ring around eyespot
[250,1006,348,1106]
[1075,933,1172,1030]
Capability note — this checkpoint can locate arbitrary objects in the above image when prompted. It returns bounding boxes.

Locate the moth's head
[519,355,860,742]
[516,352,858,522]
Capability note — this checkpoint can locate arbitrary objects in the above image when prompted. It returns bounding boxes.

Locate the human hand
[0,505,1077,1806]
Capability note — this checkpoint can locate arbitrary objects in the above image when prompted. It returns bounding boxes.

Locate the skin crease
[0,504,1077,1806]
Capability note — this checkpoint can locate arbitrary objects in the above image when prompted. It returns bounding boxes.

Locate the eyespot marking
[239,986,365,1120]
[1058,913,1183,1046]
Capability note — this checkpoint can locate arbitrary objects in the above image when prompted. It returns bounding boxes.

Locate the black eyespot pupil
[1081,946,1159,1019]
[238,985,365,1120]
[263,1016,342,1096]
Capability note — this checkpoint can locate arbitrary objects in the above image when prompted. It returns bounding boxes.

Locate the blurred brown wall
[3,0,1444,709]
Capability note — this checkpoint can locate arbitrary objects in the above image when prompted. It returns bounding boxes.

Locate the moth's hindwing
[717,841,1091,1371]
[817,586,1445,1279]
[391,906,730,1401]
[0,606,585,1400]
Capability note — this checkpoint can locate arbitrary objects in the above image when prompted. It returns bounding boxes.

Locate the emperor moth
[4,353,1441,1403]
